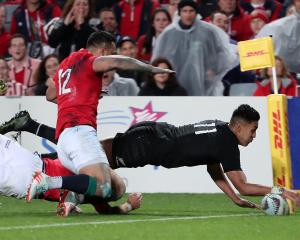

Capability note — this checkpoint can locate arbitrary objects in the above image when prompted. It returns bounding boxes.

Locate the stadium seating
[229,83,257,96]
[4,3,19,31]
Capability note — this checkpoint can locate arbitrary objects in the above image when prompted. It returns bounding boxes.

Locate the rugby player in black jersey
[2,104,300,209]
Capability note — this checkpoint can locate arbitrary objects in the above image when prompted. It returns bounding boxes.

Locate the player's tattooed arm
[93,55,175,74]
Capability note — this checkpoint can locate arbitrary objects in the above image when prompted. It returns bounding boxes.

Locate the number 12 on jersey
[58,69,72,95]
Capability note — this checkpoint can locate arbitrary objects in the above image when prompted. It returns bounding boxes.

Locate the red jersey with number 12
[53,49,103,139]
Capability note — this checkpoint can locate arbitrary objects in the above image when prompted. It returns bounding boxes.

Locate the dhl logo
[272,108,283,150]
[276,167,286,186]
[244,50,267,58]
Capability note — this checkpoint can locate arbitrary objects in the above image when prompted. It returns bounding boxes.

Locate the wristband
[271,186,284,194]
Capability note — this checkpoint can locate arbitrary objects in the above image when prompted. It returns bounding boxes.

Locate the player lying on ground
[0,133,142,216]
[1,104,300,209]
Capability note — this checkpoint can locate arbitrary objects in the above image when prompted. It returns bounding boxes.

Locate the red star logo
[130,102,167,125]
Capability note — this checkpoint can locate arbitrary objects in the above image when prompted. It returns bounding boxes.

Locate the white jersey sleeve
[0,135,43,199]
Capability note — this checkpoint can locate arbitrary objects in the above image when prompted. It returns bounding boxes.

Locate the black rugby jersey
[112,121,241,172]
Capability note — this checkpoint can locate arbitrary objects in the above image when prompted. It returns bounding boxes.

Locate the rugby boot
[0,111,31,134]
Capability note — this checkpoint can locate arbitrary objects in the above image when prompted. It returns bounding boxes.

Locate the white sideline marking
[0,213,261,231]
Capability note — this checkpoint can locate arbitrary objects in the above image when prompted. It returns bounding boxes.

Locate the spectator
[10,0,61,59]
[198,0,218,19]
[280,0,295,17]
[102,70,140,96]
[172,0,202,23]
[209,10,256,96]
[0,58,27,96]
[166,0,181,19]
[117,36,137,59]
[98,8,121,43]
[117,36,146,86]
[215,0,252,41]
[139,57,187,96]
[0,4,11,58]
[7,33,40,95]
[152,0,237,96]
[33,53,59,95]
[253,56,298,96]
[249,9,269,38]
[240,0,282,22]
[137,8,171,62]
[114,0,160,40]
[285,4,296,16]
[95,0,118,13]
[47,0,100,61]
[0,58,11,93]
[256,0,300,74]
[210,11,230,34]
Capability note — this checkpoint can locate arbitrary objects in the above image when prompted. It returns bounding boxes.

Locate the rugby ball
[261,193,289,216]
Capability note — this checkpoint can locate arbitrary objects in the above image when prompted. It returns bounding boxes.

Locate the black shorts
[112,122,175,168]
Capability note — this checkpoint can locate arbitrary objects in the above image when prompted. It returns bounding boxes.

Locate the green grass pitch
[0,193,299,240]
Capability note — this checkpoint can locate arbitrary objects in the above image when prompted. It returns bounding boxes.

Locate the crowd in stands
[0,0,299,97]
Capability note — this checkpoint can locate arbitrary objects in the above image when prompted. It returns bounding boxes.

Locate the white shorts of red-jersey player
[57,125,109,174]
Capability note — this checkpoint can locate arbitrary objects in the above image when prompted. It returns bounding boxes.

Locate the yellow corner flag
[238,37,275,72]
[268,94,295,213]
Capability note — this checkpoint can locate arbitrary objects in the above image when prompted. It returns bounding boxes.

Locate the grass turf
[0,193,299,240]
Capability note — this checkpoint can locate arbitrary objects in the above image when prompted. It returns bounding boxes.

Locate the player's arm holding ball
[207,164,259,208]
[226,170,300,207]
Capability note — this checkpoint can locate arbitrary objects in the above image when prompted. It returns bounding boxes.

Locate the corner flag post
[238,37,295,213]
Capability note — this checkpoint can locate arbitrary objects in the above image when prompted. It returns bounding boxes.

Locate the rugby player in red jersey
[25,31,173,211]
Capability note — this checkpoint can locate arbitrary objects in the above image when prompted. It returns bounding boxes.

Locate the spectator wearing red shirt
[0,57,28,96]
[114,0,160,40]
[7,34,41,95]
[10,0,61,58]
[0,4,11,58]
[216,0,252,41]
[253,56,298,96]
[136,8,171,62]
[240,0,282,22]
[249,9,269,38]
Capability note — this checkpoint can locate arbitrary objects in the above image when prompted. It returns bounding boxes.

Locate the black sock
[23,120,57,144]
[61,174,92,194]
[40,152,58,159]
[23,119,40,134]
[36,124,57,144]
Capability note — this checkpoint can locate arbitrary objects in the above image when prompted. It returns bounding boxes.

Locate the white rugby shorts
[57,125,109,174]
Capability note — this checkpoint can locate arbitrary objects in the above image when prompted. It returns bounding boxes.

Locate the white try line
[0,213,262,231]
